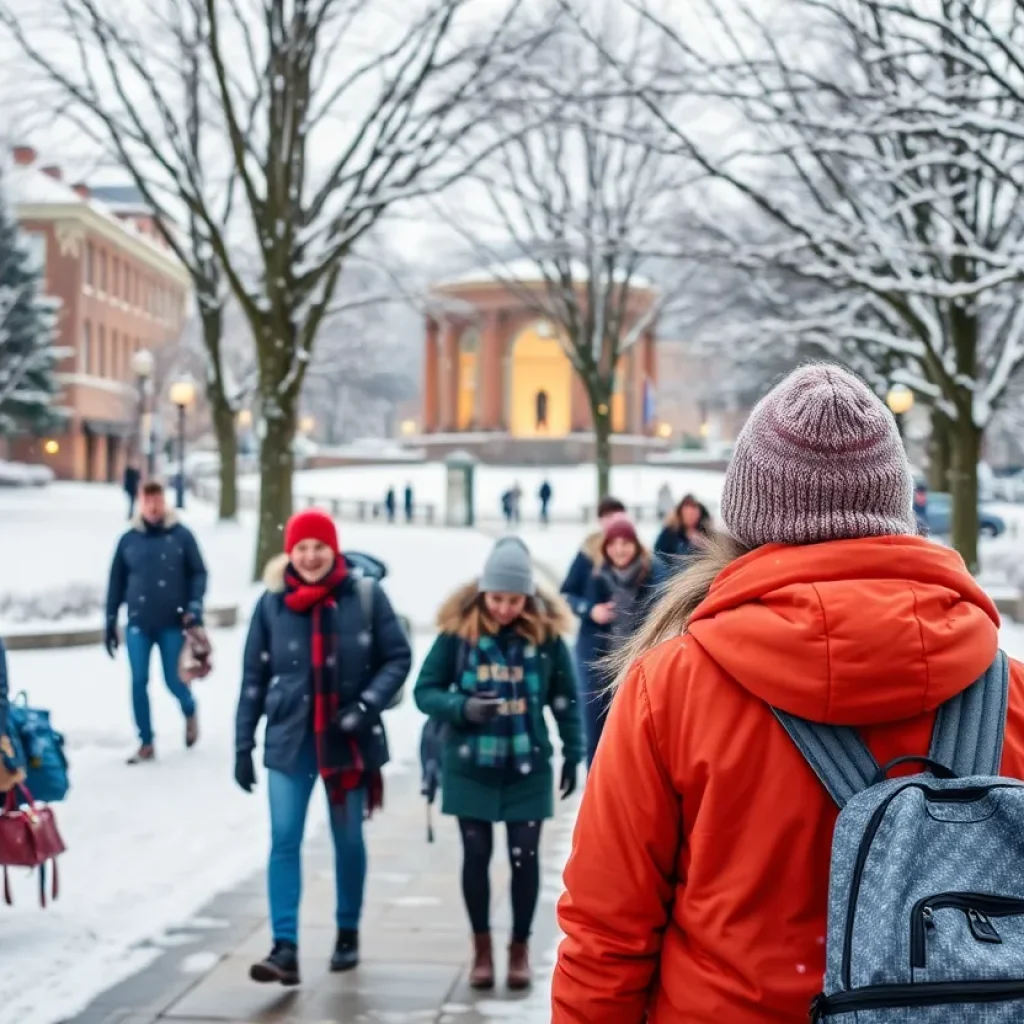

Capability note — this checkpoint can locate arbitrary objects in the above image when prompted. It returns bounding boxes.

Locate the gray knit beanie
[478,536,536,596]
[720,364,917,548]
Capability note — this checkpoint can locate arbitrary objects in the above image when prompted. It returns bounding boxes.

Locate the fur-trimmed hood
[263,552,365,593]
[580,530,604,563]
[131,509,180,532]
[436,580,573,642]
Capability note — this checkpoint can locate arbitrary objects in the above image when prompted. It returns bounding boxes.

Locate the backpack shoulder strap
[770,709,881,810]
[356,576,376,641]
[929,650,1009,778]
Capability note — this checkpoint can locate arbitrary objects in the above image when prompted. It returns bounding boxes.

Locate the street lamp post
[169,376,196,510]
[886,384,915,443]
[131,348,156,478]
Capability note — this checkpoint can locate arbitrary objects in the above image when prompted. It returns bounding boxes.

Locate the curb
[2,604,241,651]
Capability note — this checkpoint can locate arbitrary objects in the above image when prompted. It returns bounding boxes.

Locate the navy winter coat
[560,532,603,673]
[235,554,412,776]
[105,511,208,636]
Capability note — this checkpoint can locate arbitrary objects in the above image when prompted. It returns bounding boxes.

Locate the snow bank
[0,460,53,487]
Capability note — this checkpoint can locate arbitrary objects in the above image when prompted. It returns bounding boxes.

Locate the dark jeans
[268,737,366,944]
[125,626,194,746]
[576,651,611,769]
[458,818,542,943]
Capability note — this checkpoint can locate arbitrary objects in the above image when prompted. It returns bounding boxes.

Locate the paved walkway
[68,767,576,1024]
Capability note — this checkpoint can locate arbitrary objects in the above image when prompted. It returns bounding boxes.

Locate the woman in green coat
[414,536,583,993]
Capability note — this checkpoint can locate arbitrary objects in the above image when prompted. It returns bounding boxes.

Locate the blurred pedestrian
[913,482,929,533]
[501,489,514,527]
[538,479,553,525]
[384,486,397,524]
[414,537,583,992]
[123,461,141,520]
[656,482,673,520]
[578,515,663,766]
[404,482,414,524]
[654,493,712,563]
[511,482,523,524]
[104,480,207,764]
[551,364,1024,1023]
[236,508,412,985]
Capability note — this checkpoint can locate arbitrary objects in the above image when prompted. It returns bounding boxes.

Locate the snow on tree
[1,0,548,575]
[443,2,686,499]
[0,174,60,435]
[564,0,1024,570]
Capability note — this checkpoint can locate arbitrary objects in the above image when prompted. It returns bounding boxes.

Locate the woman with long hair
[415,537,583,992]
[653,493,712,562]
[551,365,1024,1023]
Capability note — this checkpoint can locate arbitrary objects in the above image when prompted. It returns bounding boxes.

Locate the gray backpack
[771,651,1024,1021]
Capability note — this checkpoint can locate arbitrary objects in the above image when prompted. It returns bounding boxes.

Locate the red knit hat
[602,515,639,552]
[284,508,339,555]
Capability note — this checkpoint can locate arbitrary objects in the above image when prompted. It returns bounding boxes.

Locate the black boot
[250,941,300,986]
[330,929,359,972]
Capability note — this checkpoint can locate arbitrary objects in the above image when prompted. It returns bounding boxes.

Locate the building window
[112,257,120,298]
[97,325,106,377]
[111,329,119,379]
[20,231,47,276]
[99,250,107,292]
[81,320,91,374]
[85,242,95,286]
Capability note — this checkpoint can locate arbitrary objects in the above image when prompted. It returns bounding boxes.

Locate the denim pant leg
[125,628,155,746]
[575,653,608,769]
[267,744,318,945]
[326,786,366,931]
[156,628,195,718]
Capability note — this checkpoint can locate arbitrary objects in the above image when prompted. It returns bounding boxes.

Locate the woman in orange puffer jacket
[551,364,1024,1024]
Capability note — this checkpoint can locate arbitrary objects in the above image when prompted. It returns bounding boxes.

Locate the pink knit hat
[720,364,916,548]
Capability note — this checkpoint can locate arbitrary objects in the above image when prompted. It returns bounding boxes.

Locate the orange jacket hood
[687,536,1000,726]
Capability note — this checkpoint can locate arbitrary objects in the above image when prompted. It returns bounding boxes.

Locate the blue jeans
[267,737,367,944]
[125,626,195,746]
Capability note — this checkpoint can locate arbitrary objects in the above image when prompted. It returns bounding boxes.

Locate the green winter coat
[414,582,584,823]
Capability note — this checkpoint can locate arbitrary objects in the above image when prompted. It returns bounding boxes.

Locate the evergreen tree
[0,173,60,434]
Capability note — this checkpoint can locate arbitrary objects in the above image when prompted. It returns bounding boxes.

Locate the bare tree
[443,3,685,498]
[563,0,1024,570]
[1,0,549,574]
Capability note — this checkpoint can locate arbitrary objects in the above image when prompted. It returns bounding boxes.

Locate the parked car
[923,492,1006,538]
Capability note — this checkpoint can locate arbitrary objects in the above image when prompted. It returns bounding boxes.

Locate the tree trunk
[211,391,238,520]
[593,406,612,501]
[949,417,981,574]
[253,398,296,580]
[928,407,952,492]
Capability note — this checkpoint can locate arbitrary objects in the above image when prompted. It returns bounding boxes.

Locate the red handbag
[0,784,65,906]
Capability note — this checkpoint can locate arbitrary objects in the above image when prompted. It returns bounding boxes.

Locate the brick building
[6,146,191,481]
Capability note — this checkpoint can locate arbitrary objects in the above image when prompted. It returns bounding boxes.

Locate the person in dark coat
[414,537,583,993]
[123,462,141,520]
[235,508,412,987]
[404,482,414,524]
[914,482,929,533]
[0,637,23,796]
[654,493,713,564]
[579,516,663,767]
[384,486,397,523]
[538,480,553,525]
[104,480,208,765]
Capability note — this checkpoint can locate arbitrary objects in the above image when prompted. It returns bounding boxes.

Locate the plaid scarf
[283,558,381,811]
[459,633,540,774]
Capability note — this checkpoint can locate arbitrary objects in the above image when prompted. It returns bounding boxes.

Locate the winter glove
[234,752,256,793]
[560,760,578,800]
[336,700,372,734]
[104,621,119,659]
[463,695,503,725]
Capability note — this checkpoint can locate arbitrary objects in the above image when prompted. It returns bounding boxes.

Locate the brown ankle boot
[507,940,531,990]
[469,932,494,990]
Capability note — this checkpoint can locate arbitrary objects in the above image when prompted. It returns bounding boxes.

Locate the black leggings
[458,818,542,943]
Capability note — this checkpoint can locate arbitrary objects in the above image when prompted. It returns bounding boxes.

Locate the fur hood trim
[581,530,604,563]
[131,509,180,532]
[436,580,574,641]
[263,553,289,593]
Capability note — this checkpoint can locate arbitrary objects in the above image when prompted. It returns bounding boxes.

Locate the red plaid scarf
[283,558,375,809]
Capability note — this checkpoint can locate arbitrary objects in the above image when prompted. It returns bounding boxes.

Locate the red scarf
[283,558,379,811]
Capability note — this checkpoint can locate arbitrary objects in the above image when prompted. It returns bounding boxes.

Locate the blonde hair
[603,533,751,689]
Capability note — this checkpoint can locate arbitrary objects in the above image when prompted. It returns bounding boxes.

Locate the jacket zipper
[813,979,1024,1019]
[840,782,1016,990]
[910,892,1024,969]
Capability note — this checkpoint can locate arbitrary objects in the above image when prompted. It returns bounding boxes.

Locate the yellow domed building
[414,262,665,464]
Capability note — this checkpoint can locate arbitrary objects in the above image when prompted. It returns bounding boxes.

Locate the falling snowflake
[459,744,472,759]
[552,696,568,711]
[260,651,270,662]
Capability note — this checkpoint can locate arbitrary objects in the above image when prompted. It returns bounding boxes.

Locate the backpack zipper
[813,978,1024,1019]
[910,892,1024,968]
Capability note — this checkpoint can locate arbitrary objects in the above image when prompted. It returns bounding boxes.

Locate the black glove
[104,621,119,659]
[560,760,578,800]
[234,752,256,793]
[336,700,371,734]
[463,695,503,725]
